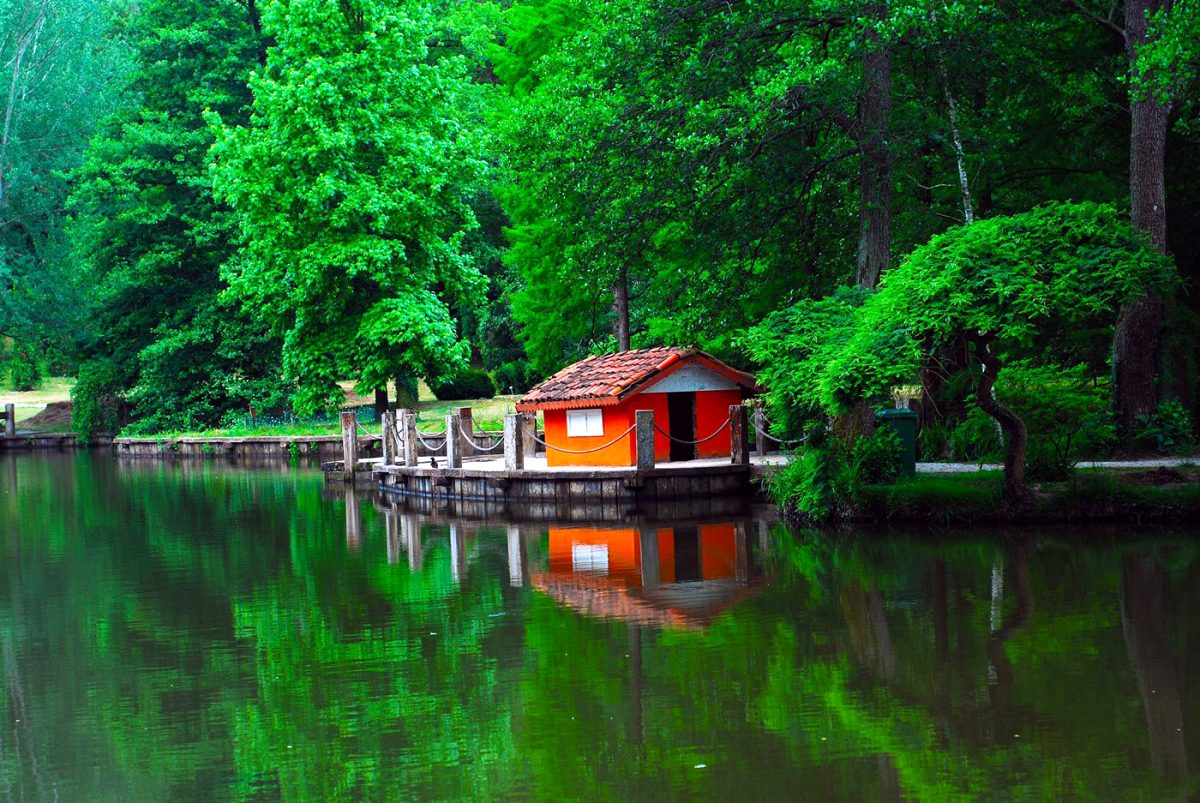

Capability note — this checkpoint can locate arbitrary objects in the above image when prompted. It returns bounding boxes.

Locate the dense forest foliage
[1,0,1197,458]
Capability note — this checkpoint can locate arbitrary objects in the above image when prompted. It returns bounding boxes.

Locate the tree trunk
[855,3,892,289]
[1114,0,1172,433]
[613,266,630,351]
[373,386,388,419]
[393,374,418,409]
[970,334,1031,505]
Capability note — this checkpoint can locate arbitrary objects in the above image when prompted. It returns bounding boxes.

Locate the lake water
[1,452,1197,800]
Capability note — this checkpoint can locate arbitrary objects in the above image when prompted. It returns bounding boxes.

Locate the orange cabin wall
[692,389,744,459]
[542,406,636,467]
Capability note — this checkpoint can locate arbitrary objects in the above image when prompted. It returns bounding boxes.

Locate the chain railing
[652,417,731,446]
[530,424,637,455]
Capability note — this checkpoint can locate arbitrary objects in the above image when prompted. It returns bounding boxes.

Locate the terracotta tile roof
[516,347,756,411]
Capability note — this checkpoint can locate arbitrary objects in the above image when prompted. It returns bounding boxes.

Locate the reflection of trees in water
[3,461,1199,799]
[1121,554,1188,782]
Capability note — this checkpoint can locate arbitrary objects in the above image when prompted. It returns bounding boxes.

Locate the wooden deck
[332,453,787,522]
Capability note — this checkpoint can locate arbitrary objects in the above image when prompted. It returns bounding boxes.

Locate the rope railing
[756,412,806,448]
[416,432,447,452]
[530,424,637,455]
[652,417,731,446]
[456,418,504,453]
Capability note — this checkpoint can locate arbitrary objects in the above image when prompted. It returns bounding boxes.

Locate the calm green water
[1,453,1197,801]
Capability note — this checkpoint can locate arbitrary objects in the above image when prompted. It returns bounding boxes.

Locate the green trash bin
[875,408,919,477]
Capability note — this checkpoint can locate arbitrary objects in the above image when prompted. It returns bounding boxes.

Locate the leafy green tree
[212,0,487,414]
[70,0,284,434]
[748,202,1175,503]
[0,0,130,357]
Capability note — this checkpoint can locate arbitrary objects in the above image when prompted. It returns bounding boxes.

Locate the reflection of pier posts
[757,520,771,556]
[402,514,421,571]
[638,527,660,590]
[449,523,467,583]
[344,486,361,551]
[507,525,528,587]
[385,507,401,564]
[734,521,750,583]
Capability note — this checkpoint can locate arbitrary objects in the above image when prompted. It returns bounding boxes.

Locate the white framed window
[566,408,604,437]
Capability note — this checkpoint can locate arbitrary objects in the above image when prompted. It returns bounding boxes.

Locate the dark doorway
[666,392,696,462]
[673,526,701,582]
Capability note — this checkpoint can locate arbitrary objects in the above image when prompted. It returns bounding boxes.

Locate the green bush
[1133,399,1196,454]
[763,424,899,524]
[492,360,536,394]
[71,359,123,443]
[7,343,42,391]
[432,368,496,401]
[949,411,1003,462]
[947,362,1113,479]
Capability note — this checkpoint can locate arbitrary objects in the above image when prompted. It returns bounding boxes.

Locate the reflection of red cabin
[515,347,757,467]
[533,523,761,630]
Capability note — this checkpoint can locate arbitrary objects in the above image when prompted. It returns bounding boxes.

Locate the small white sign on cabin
[566,408,604,437]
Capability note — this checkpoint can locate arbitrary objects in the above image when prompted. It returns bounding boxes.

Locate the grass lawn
[143,381,528,439]
[8,375,531,437]
[0,377,75,424]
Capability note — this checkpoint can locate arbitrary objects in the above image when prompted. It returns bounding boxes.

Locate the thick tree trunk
[855,3,892,290]
[373,386,389,419]
[613,267,630,351]
[393,375,417,409]
[970,334,1031,505]
[1114,0,1172,433]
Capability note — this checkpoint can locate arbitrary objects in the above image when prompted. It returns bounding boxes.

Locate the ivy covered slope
[747,202,1177,504]
[211,0,488,415]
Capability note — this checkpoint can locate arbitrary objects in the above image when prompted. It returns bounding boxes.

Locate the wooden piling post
[381,410,396,465]
[455,406,475,458]
[753,406,768,457]
[445,414,462,468]
[400,410,418,466]
[340,411,359,481]
[520,412,537,458]
[504,414,524,471]
[635,410,656,471]
[3,403,14,437]
[730,404,750,465]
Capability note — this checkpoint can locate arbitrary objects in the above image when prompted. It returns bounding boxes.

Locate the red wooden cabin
[515,347,757,467]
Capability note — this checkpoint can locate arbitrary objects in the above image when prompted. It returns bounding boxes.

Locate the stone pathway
[916,458,1197,474]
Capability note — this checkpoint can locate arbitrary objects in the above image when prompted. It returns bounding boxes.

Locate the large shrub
[71,359,123,443]
[432,368,496,401]
[1134,399,1197,454]
[7,342,42,391]
[763,424,900,525]
[949,362,1114,479]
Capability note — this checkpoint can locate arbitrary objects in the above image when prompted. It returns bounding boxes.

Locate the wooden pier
[326,404,785,516]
